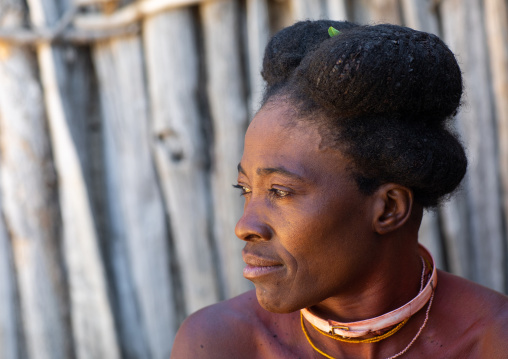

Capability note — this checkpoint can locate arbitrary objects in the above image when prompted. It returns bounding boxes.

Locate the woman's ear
[371,184,413,235]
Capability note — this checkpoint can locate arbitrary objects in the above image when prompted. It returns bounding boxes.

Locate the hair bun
[294,24,462,124]
[261,20,358,92]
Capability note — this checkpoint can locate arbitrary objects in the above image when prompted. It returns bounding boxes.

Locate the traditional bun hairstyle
[261,20,467,207]
[261,20,359,96]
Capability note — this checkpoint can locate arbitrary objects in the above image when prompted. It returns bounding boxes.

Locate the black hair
[261,20,358,97]
[261,21,467,207]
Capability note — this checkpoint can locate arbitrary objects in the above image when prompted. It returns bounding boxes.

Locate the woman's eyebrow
[237,163,305,182]
[257,167,305,181]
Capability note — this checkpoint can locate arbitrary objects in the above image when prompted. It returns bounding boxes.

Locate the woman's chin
[254,286,301,314]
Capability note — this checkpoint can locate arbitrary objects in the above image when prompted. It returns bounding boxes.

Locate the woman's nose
[235,199,272,242]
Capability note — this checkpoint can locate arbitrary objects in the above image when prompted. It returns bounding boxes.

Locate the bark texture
[0,0,506,356]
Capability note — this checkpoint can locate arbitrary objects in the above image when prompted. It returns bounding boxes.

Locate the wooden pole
[144,7,220,313]
[267,0,294,31]
[418,211,445,269]
[93,34,176,358]
[0,2,71,358]
[247,0,270,117]
[0,26,141,45]
[326,0,348,20]
[201,0,253,298]
[440,195,473,278]
[400,0,439,34]
[92,39,149,359]
[484,0,508,244]
[25,0,120,357]
[0,48,71,359]
[0,199,19,359]
[290,0,323,21]
[352,0,401,24]
[440,0,505,291]
[0,165,21,359]
[74,0,207,30]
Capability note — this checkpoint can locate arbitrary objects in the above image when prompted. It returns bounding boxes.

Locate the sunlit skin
[234,103,422,320]
[171,101,508,359]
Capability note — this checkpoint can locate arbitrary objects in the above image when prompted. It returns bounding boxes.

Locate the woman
[171,20,508,358]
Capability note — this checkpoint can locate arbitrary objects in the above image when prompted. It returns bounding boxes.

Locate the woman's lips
[242,253,283,279]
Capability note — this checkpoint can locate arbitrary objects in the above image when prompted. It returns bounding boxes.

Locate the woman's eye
[269,188,291,198]
[232,184,251,196]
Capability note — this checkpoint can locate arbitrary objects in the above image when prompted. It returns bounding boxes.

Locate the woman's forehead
[247,103,318,141]
[241,104,352,181]
[245,106,317,158]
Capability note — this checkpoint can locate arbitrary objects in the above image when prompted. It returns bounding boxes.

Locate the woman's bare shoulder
[431,270,508,357]
[436,270,508,316]
[170,290,293,359]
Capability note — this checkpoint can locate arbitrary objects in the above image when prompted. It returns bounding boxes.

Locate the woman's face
[235,102,381,313]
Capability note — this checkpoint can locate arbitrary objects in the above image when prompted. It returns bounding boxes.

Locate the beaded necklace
[301,247,437,358]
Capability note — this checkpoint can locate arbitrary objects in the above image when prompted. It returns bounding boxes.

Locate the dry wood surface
[0,0,506,357]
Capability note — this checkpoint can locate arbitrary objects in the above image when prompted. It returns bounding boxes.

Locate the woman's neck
[309,240,423,323]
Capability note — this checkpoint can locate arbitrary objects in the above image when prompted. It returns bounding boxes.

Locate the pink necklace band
[300,244,437,338]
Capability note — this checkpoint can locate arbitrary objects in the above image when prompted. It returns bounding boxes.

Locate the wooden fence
[0,0,506,358]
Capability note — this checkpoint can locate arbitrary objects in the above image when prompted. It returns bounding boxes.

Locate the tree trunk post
[144,7,220,314]
[25,0,121,357]
[201,0,253,298]
[440,0,505,291]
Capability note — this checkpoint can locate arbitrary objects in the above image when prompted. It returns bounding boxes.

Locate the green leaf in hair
[328,26,341,37]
